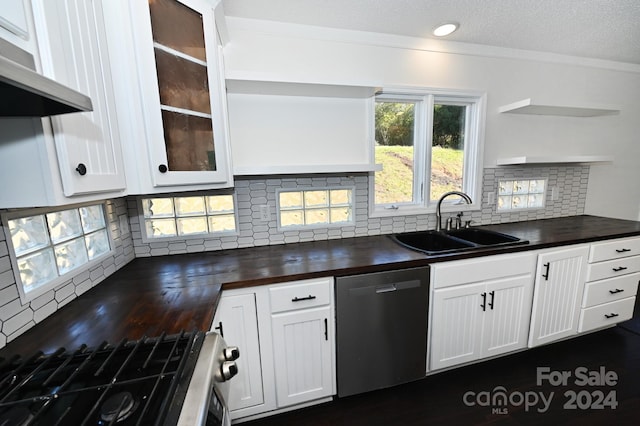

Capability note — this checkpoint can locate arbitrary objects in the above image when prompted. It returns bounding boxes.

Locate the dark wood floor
[246,315,640,426]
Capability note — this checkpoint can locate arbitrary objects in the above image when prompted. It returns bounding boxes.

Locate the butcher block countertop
[2,215,640,357]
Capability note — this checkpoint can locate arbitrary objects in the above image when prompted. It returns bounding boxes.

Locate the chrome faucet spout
[435,191,472,232]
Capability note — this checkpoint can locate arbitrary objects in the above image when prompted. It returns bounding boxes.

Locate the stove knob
[223,346,240,361]
[221,361,239,381]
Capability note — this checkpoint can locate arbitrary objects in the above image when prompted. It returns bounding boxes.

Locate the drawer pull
[615,248,631,253]
[604,313,620,319]
[292,295,316,302]
[609,288,625,294]
[612,267,628,272]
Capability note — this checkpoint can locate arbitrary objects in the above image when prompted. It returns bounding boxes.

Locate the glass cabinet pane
[148,0,206,61]
[154,48,211,114]
[161,110,216,171]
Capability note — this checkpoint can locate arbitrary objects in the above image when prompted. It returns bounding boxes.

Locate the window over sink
[371,89,485,217]
[2,203,113,303]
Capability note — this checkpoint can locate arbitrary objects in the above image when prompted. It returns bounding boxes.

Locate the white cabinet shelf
[225,76,381,98]
[498,98,620,117]
[496,155,614,166]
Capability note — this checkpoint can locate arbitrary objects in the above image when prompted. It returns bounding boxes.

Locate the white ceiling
[222,0,640,65]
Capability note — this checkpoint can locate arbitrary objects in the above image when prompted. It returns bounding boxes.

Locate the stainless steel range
[0,330,238,425]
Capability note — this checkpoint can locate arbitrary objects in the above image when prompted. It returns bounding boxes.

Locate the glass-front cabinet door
[133,0,232,188]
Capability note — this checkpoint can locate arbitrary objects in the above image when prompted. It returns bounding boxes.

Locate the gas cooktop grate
[0,330,204,426]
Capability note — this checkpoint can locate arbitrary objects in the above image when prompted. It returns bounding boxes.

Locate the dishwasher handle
[375,284,397,293]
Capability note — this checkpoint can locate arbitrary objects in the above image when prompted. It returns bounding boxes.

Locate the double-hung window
[371,89,485,216]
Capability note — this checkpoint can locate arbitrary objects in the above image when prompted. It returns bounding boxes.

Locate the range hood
[0,54,92,117]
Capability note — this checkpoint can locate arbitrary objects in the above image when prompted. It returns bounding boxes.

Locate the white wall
[222,18,640,220]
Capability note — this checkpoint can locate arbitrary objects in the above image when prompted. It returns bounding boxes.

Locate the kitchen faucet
[435,191,473,232]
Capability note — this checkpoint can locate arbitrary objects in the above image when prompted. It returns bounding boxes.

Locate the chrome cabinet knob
[223,346,240,361]
[220,361,238,381]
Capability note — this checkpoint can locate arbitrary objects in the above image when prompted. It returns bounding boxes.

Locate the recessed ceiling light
[433,22,459,37]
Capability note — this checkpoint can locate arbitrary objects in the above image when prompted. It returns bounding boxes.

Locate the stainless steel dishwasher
[335,266,429,397]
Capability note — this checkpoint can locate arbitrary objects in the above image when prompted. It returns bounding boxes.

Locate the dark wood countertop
[2,215,640,357]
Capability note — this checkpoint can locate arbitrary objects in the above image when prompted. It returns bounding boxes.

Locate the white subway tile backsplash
[3,308,34,336]
[34,300,57,323]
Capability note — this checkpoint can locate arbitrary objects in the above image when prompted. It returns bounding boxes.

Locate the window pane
[177,217,208,235]
[145,219,177,237]
[281,210,303,227]
[330,207,351,223]
[280,192,303,209]
[85,229,110,260]
[47,209,82,244]
[431,104,465,201]
[8,215,50,256]
[374,101,415,205]
[305,209,329,225]
[175,196,206,216]
[207,195,234,213]
[304,191,328,208]
[330,190,351,205]
[143,198,174,218]
[54,237,89,275]
[80,205,106,233]
[208,215,236,232]
[17,249,57,291]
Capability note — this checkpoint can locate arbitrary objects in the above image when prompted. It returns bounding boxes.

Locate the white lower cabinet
[214,277,336,422]
[578,237,640,333]
[528,245,590,347]
[211,293,264,412]
[271,306,334,407]
[430,252,536,370]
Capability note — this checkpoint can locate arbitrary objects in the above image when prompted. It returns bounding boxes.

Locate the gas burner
[0,406,34,426]
[99,391,138,423]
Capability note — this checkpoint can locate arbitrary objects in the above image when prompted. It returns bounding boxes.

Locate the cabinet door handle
[324,318,328,341]
[612,266,628,272]
[609,288,625,294]
[615,248,631,253]
[214,321,224,337]
[488,291,495,310]
[480,292,487,311]
[75,163,87,176]
[292,295,316,302]
[158,164,168,173]
[542,262,550,281]
[604,313,619,319]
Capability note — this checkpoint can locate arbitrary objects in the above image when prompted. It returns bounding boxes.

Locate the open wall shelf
[498,98,620,117]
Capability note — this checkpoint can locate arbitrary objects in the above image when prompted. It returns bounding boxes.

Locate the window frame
[276,186,356,231]
[138,191,239,243]
[369,87,486,218]
[1,202,115,304]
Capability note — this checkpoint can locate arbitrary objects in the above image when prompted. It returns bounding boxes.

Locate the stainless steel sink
[391,228,528,255]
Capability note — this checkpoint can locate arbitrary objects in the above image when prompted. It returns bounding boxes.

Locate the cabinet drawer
[589,237,640,263]
[578,297,636,333]
[582,273,640,308]
[586,255,640,282]
[269,277,333,313]
[432,252,535,289]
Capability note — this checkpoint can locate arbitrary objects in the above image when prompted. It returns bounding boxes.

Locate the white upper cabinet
[0,0,127,208]
[33,0,126,197]
[0,0,37,57]
[103,0,233,194]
